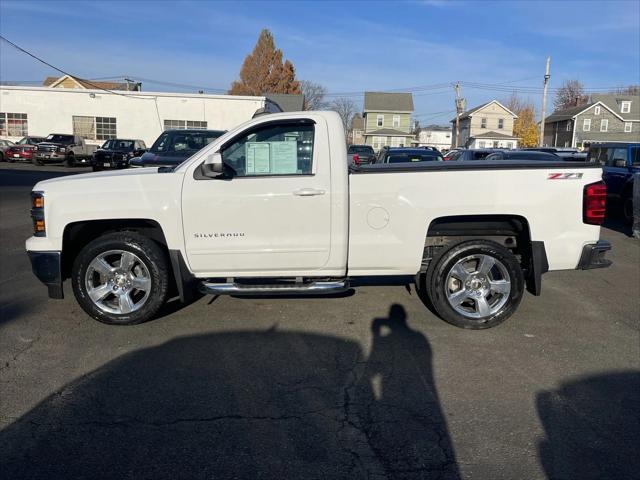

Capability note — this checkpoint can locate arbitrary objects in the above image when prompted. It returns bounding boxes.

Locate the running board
[199,280,349,296]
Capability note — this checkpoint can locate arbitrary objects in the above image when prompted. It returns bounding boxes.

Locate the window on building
[0,112,28,136]
[566,121,572,131]
[163,119,208,130]
[583,118,591,131]
[373,136,386,150]
[621,101,631,114]
[506,142,513,149]
[221,122,314,176]
[493,141,499,148]
[594,106,601,115]
[481,118,487,129]
[72,116,95,139]
[625,122,633,133]
[498,118,504,129]
[478,141,486,148]
[600,119,608,132]
[376,115,384,128]
[392,115,400,128]
[96,117,117,140]
[73,116,116,140]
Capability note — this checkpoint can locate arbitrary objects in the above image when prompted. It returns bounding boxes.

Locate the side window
[630,147,640,166]
[221,123,314,177]
[608,147,627,166]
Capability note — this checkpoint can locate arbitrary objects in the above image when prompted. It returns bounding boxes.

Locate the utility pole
[539,57,551,147]
[454,82,463,147]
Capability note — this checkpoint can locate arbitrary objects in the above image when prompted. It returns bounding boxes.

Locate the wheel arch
[424,214,546,295]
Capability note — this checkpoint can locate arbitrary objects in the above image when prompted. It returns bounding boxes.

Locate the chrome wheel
[84,250,151,315]
[445,254,511,319]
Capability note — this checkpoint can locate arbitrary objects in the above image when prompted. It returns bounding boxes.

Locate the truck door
[181,119,332,276]
[603,146,629,199]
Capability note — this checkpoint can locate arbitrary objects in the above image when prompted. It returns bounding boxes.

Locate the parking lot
[1,163,638,479]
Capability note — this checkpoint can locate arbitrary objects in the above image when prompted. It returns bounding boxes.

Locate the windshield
[348,146,374,154]
[45,134,74,144]
[17,137,44,145]
[102,139,135,150]
[150,131,223,153]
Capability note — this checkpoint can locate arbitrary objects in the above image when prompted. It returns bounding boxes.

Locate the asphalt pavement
[1,163,638,480]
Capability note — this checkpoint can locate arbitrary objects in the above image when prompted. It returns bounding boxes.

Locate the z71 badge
[547,172,584,180]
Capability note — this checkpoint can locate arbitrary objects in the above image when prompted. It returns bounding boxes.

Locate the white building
[0,85,284,146]
[413,126,452,151]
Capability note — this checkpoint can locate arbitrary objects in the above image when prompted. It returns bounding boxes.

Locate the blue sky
[1,0,638,124]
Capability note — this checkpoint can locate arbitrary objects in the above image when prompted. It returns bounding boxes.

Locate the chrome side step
[199,279,349,296]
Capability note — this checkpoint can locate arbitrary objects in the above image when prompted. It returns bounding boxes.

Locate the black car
[131,129,226,168]
[376,148,443,163]
[484,151,561,161]
[347,144,375,164]
[91,139,147,171]
[521,147,587,161]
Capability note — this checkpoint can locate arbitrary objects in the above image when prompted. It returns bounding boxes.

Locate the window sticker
[246,143,271,174]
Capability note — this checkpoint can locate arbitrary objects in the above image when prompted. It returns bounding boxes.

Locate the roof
[544,103,595,123]
[452,100,518,122]
[264,93,304,112]
[591,94,640,121]
[351,115,364,130]
[364,92,414,112]
[364,128,415,136]
[421,125,451,132]
[43,75,137,91]
[472,131,519,139]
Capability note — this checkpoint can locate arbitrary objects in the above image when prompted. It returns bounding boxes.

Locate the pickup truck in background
[587,142,640,223]
[26,111,611,329]
[33,134,98,167]
[347,144,376,165]
[130,129,225,168]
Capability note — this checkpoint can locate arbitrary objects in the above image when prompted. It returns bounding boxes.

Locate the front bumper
[27,251,63,299]
[34,152,65,162]
[577,241,612,270]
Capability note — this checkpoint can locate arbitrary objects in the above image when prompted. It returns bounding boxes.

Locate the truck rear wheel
[64,153,75,167]
[421,240,524,329]
[71,232,169,325]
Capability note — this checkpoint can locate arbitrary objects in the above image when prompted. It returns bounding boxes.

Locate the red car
[3,136,46,162]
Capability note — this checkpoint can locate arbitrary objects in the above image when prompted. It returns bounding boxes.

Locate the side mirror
[202,152,225,177]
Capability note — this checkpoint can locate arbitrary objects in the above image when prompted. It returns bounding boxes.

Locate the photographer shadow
[0,305,459,479]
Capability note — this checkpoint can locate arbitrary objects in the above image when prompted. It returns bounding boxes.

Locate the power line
[0,36,147,99]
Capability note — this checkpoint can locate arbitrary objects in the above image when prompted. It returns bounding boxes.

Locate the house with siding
[450,100,519,149]
[43,75,141,91]
[363,92,414,150]
[412,125,452,151]
[350,115,365,145]
[543,94,640,148]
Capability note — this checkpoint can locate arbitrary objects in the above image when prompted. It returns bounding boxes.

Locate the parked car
[521,147,587,161]
[26,111,610,330]
[91,139,147,171]
[587,142,640,222]
[131,129,225,168]
[443,148,462,161]
[347,144,375,165]
[33,134,97,167]
[376,148,443,163]
[0,139,15,161]
[2,136,46,162]
[484,151,560,161]
[447,149,501,161]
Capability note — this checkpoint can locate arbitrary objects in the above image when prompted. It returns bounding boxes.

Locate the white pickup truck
[26,111,611,329]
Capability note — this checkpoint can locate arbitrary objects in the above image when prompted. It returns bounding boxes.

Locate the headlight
[58,147,66,153]
[31,191,46,236]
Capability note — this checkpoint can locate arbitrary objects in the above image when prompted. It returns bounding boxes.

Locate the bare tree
[504,91,526,113]
[410,118,421,135]
[329,97,358,136]
[300,80,328,110]
[553,79,588,111]
[610,85,640,96]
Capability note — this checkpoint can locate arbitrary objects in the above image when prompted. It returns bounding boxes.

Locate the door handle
[293,188,325,196]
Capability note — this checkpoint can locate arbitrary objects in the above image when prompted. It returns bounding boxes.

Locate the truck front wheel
[421,240,524,329]
[71,232,169,325]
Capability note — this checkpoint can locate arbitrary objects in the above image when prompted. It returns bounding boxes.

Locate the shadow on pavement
[0,167,82,187]
[537,371,640,480]
[0,305,459,479]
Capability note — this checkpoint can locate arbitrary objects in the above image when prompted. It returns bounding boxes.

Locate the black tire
[32,156,43,166]
[420,240,524,329]
[71,232,170,325]
[64,153,75,167]
[0,153,4,162]
[92,166,102,172]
